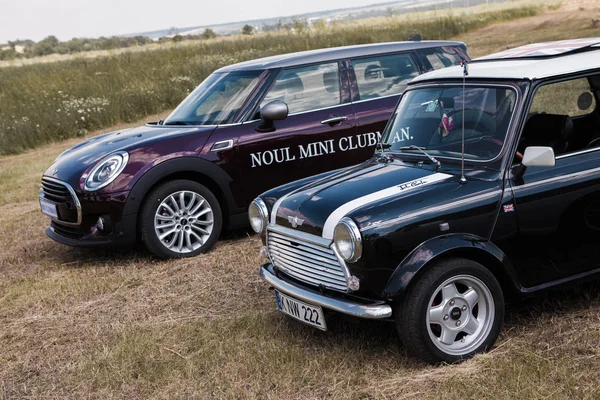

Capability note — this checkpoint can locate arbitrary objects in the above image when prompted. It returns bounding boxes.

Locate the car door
[507,75,600,287]
[348,52,422,160]
[237,61,357,207]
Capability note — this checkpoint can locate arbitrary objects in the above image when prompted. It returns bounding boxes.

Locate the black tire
[139,180,222,259]
[397,257,504,364]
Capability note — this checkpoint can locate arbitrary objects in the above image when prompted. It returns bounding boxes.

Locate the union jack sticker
[503,204,515,213]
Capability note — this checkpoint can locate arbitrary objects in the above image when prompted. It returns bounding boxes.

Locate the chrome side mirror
[522,146,555,167]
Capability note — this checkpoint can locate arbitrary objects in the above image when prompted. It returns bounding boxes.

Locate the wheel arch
[123,157,241,231]
[382,233,522,301]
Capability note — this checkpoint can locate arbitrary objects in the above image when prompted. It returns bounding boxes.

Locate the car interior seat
[519,114,574,155]
[280,72,304,101]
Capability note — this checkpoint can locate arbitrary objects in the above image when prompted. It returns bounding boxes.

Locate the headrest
[524,114,573,141]
[439,97,454,109]
[279,72,304,94]
[323,70,339,93]
[364,64,382,80]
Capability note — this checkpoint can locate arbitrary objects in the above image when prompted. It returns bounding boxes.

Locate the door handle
[320,116,348,125]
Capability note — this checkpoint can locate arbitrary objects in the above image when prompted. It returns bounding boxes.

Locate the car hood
[44,124,215,192]
[271,159,467,239]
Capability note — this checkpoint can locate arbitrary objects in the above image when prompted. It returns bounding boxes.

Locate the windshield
[164,71,262,125]
[382,86,517,161]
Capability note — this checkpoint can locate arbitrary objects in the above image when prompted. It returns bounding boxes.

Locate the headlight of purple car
[84,151,129,192]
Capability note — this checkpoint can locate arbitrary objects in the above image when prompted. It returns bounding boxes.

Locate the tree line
[0,28,220,60]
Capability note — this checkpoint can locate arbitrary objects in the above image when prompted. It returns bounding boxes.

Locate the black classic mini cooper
[39,41,468,258]
[254,38,600,363]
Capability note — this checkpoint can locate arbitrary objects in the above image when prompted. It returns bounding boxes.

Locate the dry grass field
[2,1,600,399]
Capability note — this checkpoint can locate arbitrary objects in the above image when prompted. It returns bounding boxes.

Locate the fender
[382,233,522,299]
[122,157,239,218]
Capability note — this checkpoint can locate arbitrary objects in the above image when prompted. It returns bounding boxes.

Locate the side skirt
[521,266,600,294]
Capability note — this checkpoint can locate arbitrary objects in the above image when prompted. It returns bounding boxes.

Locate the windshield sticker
[250,131,382,168]
[425,99,438,112]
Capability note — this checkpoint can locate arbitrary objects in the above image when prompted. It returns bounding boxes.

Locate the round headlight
[249,198,269,234]
[333,217,362,262]
[84,151,129,191]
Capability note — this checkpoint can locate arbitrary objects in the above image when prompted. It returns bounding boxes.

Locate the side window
[416,47,463,71]
[261,62,340,114]
[517,76,598,158]
[351,53,419,100]
[530,78,596,117]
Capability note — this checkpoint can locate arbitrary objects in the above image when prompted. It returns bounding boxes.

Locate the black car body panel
[257,41,600,314]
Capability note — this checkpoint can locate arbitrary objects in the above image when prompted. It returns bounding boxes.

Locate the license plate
[275,290,327,331]
[39,198,58,219]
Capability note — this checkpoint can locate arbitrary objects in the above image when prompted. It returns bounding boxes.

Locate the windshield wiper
[399,145,441,171]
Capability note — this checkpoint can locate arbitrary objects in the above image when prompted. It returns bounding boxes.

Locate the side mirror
[522,146,556,167]
[256,100,288,133]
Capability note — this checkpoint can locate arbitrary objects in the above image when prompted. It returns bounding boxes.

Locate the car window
[383,86,517,161]
[165,71,262,125]
[416,48,462,71]
[261,63,340,114]
[351,53,419,100]
[515,76,599,159]
[530,77,596,117]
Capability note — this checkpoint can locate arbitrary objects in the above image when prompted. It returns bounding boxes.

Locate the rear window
[351,53,419,100]
[416,47,464,71]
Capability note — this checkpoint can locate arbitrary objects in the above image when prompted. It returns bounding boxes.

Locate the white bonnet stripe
[322,172,452,239]
[270,164,384,224]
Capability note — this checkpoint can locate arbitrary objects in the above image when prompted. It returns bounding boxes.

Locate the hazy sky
[0,0,392,43]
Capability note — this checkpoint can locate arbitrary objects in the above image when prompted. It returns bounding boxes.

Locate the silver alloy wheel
[154,190,214,254]
[426,274,495,356]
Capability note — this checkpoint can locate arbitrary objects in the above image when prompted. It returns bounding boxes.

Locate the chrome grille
[40,177,81,225]
[41,177,72,203]
[267,229,348,292]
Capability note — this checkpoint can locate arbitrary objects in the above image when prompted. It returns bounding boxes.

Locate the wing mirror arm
[512,146,555,178]
[256,100,289,133]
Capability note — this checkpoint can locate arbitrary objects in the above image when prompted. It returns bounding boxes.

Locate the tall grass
[0,6,540,156]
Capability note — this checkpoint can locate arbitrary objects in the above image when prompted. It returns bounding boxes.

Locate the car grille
[40,177,80,225]
[267,229,349,292]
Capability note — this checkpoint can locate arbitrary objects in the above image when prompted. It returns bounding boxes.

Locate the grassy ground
[3,1,600,398]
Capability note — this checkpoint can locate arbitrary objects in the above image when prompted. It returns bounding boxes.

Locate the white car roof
[412,38,600,82]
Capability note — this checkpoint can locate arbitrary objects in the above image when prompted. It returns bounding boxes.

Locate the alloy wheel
[426,274,495,356]
[154,190,214,254]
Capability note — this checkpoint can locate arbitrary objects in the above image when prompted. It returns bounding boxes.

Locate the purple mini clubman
[39,41,469,258]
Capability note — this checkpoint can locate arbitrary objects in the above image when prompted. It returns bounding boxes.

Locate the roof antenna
[459,60,469,185]
[409,34,421,42]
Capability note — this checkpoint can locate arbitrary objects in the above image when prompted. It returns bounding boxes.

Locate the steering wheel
[586,137,600,149]
[451,110,496,135]
[459,110,496,134]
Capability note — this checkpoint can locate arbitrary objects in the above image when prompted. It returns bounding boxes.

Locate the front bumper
[259,264,393,319]
[40,176,137,247]
[45,213,137,247]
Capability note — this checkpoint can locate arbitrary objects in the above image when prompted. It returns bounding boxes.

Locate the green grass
[0,6,542,156]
